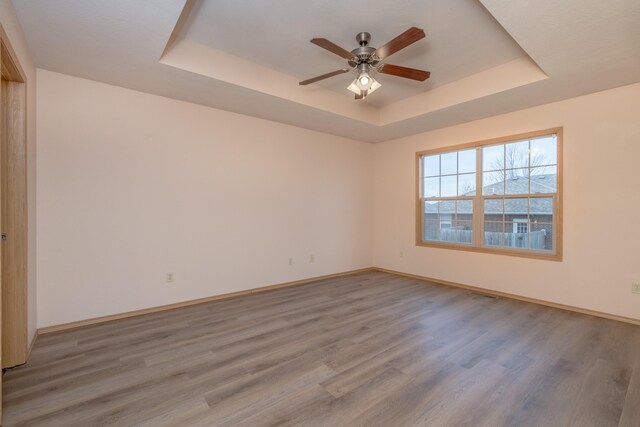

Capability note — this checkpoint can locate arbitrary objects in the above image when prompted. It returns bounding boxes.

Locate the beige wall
[36,70,372,327]
[0,0,37,345]
[373,82,640,320]
[36,68,640,327]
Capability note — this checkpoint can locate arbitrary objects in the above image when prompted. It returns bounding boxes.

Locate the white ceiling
[12,0,640,142]
[179,0,527,107]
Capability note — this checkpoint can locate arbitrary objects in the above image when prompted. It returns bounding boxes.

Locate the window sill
[416,240,562,262]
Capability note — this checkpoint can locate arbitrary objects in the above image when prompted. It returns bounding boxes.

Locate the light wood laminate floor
[3,271,640,426]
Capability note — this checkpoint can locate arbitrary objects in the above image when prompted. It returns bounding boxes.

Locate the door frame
[0,24,29,369]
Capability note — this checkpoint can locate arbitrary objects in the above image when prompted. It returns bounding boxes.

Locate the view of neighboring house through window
[513,219,528,234]
[417,129,561,259]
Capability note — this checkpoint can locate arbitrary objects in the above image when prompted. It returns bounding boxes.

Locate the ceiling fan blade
[299,69,350,85]
[311,38,356,60]
[374,27,425,60]
[379,64,430,81]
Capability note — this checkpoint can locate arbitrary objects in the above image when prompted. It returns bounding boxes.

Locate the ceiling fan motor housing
[349,46,377,67]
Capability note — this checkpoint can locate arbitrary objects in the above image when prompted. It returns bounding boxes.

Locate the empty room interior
[0,0,639,425]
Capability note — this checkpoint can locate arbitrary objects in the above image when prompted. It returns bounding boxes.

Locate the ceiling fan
[299,27,430,100]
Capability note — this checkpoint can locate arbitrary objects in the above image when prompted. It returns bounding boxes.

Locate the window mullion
[474,147,483,247]
[552,193,558,254]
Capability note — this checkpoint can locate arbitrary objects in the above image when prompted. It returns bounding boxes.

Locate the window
[513,219,528,234]
[416,128,562,260]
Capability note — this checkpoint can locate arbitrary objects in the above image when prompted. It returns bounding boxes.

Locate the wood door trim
[0,24,29,369]
[0,26,26,83]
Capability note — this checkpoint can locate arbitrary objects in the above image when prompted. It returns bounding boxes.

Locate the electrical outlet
[288,257,293,266]
[632,282,640,294]
[310,255,314,263]
[166,273,174,283]
[400,251,404,258]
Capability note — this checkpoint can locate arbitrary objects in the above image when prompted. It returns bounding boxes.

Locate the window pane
[484,199,503,221]
[424,201,438,224]
[424,220,440,241]
[530,166,557,193]
[505,168,530,195]
[505,198,529,219]
[452,220,473,232]
[531,197,553,216]
[440,222,473,244]
[440,214,452,230]
[505,140,529,169]
[484,220,503,233]
[480,197,555,251]
[458,173,476,196]
[483,144,503,172]
[531,135,557,166]
[423,177,439,198]
[441,175,457,197]
[423,155,440,177]
[483,170,504,195]
[458,149,476,174]
[504,198,529,249]
[456,200,473,220]
[484,221,504,246]
[531,222,553,250]
[422,200,473,246]
[502,222,529,248]
[441,152,457,175]
[438,200,455,215]
[514,221,529,234]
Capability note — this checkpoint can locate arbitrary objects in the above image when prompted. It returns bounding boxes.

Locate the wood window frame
[415,128,563,261]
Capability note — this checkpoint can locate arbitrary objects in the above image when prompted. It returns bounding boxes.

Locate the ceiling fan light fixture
[355,63,376,91]
[358,74,370,86]
[347,74,381,98]
[368,78,381,94]
[356,72,377,91]
[347,78,362,95]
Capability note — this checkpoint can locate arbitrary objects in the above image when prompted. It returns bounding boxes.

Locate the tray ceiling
[13,0,640,142]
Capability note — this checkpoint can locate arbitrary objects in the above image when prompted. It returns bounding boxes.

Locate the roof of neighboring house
[483,173,557,195]
[425,174,556,215]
